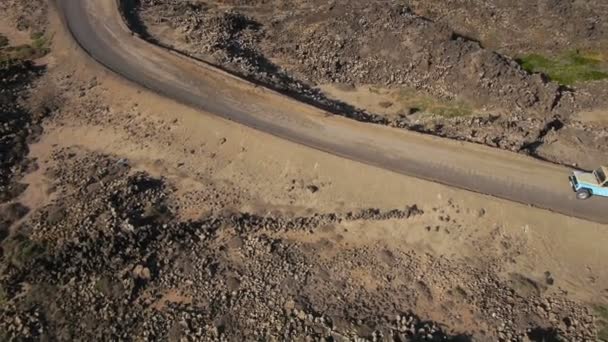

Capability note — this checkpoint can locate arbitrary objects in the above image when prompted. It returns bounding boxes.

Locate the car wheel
[576,189,591,200]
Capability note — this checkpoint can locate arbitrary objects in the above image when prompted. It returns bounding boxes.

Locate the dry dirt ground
[1,1,608,341]
[132,0,608,170]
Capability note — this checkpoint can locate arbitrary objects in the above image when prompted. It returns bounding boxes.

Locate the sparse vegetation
[30,31,44,41]
[596,305,608,341]
[395,88,474,118]
[0,31,50,63]
[30,31,48,50]
[518,51,608,85]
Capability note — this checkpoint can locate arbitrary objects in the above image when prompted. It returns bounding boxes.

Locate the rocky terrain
[0,150,600,340]
[0,0,47,33]
[132,0,608,168]
[408,0,608,57]
[0,60,45,204]
[0,1,608,341]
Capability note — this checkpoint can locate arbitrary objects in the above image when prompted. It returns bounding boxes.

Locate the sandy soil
[0,18,31,46]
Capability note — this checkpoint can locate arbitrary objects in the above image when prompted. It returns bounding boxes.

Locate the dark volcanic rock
[0,151,598,340]
[0,60,46,203]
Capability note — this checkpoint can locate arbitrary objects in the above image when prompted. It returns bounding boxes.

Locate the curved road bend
[57,0,607,223]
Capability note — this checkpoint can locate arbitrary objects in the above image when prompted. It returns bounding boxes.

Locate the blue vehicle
[569,166,608,200]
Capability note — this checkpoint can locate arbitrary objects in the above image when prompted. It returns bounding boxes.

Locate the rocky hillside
[134,0,608,168]
[137,0,565,115]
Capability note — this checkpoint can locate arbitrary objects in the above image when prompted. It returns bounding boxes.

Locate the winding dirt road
[56,0,607,223]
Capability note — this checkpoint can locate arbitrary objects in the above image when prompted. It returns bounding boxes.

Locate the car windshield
[595,168,606,184]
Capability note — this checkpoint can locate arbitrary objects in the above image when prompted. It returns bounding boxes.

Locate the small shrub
[31,33,48,50]
[30,31,44,41]
[0,31,50,63]
[0,44,49,63]
[519,54,552,72]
